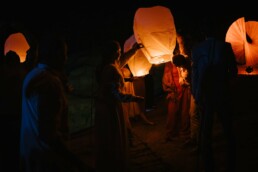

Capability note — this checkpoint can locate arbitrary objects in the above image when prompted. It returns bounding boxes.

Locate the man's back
[191,36,238,172]
[191,37,238,104]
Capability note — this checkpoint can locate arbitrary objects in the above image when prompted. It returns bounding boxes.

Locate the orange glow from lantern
[226,17,258,73]
[133,6,176,64]
[4,32,30,63]
[124,35,152,77]
[225,17,246,65]
[237,65,258,75]
[244,21,258,67]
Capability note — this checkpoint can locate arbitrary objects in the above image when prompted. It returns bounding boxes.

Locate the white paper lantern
[226,17,258,74]
[133,6,176,64]
[124,34,152,77]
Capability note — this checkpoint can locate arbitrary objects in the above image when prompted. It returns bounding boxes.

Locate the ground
[67,75,258,172]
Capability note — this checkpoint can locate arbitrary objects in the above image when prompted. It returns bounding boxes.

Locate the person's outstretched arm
[119,43,143,68]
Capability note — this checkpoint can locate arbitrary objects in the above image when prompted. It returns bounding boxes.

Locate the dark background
[1,1,257,55]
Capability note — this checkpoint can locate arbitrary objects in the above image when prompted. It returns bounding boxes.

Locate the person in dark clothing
[22,34,39,75]
[191,17,238,172]
[0,51,26,172]
[19,30,91,172]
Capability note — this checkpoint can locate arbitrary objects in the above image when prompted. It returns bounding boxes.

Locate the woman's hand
[132,42,144,50]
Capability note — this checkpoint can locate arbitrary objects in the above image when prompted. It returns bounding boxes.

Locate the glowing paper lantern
[133,5,176,64]
[4,32,30,63]
[124,34,152,77]
[244,21,258,67]
[226,17,258,75]
[226,17,246,65]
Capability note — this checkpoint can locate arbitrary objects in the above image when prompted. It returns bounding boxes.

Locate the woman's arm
[119,43,143,68]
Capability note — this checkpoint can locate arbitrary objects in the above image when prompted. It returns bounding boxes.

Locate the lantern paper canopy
[4,32,30,63]
[225,17,246,65]
[226,17,258,75]
[124,34,152,77]
[244,21,258,67]
[133,6,176,64]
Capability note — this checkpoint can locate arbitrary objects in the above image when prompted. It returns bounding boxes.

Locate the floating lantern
[124,34,152,77]
[226,17,258,75]
[133,5,176,64]
[4,32,30,63]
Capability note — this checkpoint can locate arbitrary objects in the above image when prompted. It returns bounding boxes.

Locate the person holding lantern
[162,52,191,143]
[94,40,144,172]
[161,29,193,143]
[176,30,201,151]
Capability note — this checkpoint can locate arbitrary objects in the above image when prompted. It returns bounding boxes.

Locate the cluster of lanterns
[128,7,258,76]
[4,7,258,76]
[124,6,176,77]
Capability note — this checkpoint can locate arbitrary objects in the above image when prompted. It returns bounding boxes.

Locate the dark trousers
[199,98,236,172]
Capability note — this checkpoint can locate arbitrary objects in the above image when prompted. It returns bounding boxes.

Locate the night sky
[1,1,257,55]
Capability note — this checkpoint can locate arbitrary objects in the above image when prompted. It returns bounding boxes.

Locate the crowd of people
[0,14,238,172]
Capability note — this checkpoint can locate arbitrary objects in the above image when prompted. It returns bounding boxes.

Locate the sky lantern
[124,34,152,77]
[133,5,176,64]
[226,17,258,75]
[4,32,30,63]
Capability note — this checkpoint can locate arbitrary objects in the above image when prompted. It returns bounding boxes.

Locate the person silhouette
[94,40,144,172]
[191,17,238,172]
[0,50,25,172]
[162,43,191,142]
[19,30,90,172]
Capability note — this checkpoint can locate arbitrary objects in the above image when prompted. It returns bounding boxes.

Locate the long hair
[100,40,120,65]
[96,40,121,85]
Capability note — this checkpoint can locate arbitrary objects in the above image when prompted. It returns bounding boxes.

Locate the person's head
[37,30,67,71]
[172,54,187,68]
[100,40,121,65]
[5,50,20,67]
[199,16,216,38]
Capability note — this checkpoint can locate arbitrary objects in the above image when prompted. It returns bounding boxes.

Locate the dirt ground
[68,75,258,172]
